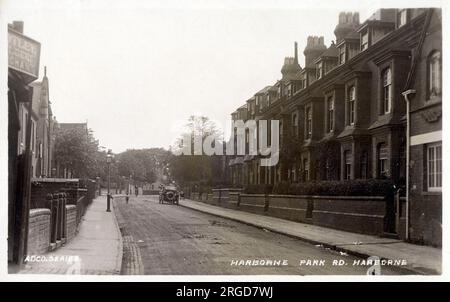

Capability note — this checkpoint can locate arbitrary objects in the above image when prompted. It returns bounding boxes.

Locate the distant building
[29,68,55,178]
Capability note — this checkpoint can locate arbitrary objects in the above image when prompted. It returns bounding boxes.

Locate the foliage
[116,148,170,184]
[266,179,396,197]
[244,184,273,194]
[54,126,102,178]
[316,140,341,181]
[169,115,226,187]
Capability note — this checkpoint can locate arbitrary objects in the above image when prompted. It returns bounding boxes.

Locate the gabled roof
[255,85,273,95]
[319,43,339,58]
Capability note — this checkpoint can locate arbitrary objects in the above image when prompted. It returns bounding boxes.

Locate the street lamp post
[106,149,113,212]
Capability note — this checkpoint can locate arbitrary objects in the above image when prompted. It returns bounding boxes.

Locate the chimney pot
[12,21,24,33]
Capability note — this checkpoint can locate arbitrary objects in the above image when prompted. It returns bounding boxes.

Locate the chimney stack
[294,42,298,64]
[334,12,361,43]
[303,35,327,67]
[10,21,24,33]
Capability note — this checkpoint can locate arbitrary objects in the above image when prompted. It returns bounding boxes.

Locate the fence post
[61,193,67,242]
[264,193,270,213]
[46,194,54,246]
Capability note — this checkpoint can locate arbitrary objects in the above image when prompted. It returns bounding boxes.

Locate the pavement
[16,195,123,275]
[179,198,442,275]
[114,195,410,275]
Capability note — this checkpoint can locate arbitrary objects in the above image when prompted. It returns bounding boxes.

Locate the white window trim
[383,68,392,114]
[348,86,356,126]
[427,142,442,192]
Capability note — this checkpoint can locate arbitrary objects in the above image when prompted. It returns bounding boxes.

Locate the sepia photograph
[0,0,447,283]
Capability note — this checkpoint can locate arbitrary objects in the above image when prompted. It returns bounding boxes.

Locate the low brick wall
[191,192,200,201]
[267,195,311,223]
[212,188,243,208]
[202,190,400,237]
[312,196,386,236]
[239,194,267,214]
[204,193,214,204]
[66,205,77,241]
[27,209,51,255]
[31,178,79,208]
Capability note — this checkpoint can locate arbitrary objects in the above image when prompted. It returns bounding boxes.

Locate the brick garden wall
[267,195,311,223]
[312,196,386,236]
[26,178,98,256]
[31,178,79,208]
[239,194,266,215]
[27,209,51,255]
[206,189,390,237]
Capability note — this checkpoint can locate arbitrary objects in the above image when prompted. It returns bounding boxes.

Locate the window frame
[348,86,356,126]
[344,150,352,180]
[377,143,388,178]
[326,95,334,133]
[361,31,369,51]
[428,50,442,101]
[303,157,310,181]
[382,67,392,114]
[292,113,298,137]
[427,142,442,192]
[339,45,346,65]
[316,61,323,79]
[305,106,312,139]
[398,9,408,27]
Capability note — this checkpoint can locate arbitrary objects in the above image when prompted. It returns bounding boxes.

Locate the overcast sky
[3,0,430,153]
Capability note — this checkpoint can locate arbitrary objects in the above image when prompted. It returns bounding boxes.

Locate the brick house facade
[227,8,442,246]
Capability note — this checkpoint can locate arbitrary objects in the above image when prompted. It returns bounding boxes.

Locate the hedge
[246,179,397,197]
[244,184,273,194]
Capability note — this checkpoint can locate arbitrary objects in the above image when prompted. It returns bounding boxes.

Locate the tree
[169,115,226,190]
[54,126,101,179]
[115,148,170,184]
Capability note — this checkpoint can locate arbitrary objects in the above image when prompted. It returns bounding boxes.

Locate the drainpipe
[402,89,415,241]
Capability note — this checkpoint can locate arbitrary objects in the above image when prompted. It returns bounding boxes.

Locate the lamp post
[106,149,114,212]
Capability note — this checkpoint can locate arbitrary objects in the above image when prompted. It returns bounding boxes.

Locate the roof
[282,72,303,81]
[30,81,42,115]
[255,85,273,95]
[59,122,88,132]
[320,43,339,58]
[345,30,360,40]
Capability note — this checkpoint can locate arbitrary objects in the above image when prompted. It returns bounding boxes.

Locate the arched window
[382,68,392,114]
[428,51,441,99]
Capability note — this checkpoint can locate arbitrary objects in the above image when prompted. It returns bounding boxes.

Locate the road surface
[113,195,409,275]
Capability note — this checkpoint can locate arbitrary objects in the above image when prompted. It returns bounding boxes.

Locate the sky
[2,0,421,153]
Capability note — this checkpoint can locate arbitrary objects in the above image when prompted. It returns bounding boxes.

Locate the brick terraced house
[227,8,442,246]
